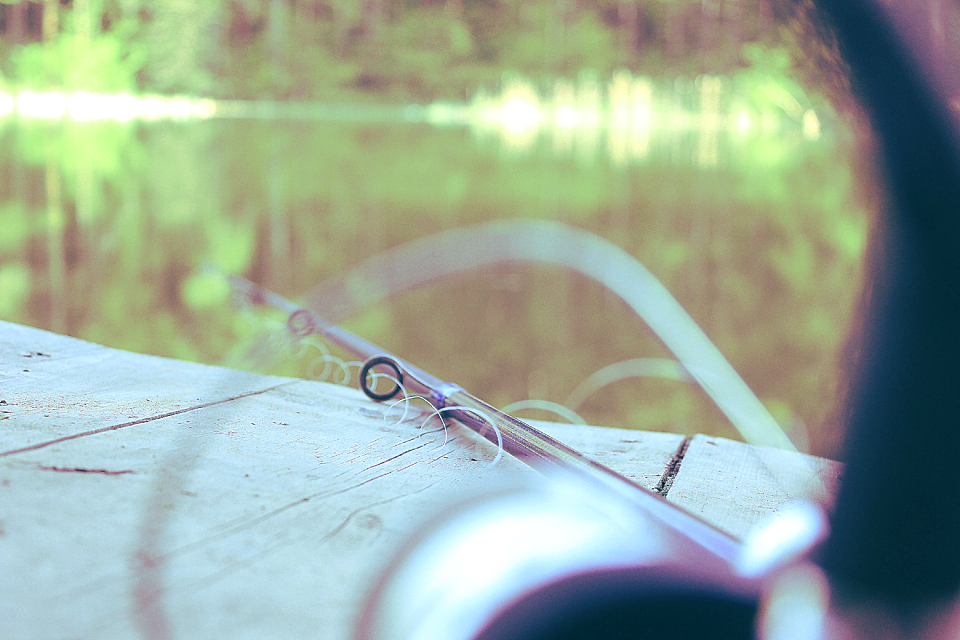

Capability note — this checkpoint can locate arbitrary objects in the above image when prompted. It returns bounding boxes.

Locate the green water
[0,106,868,457]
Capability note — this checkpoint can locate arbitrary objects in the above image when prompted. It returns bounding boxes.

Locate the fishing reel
[355,478,828,640]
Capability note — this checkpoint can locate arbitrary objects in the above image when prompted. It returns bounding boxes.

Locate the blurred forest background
[0,0,849,100]
[0,0,875,457]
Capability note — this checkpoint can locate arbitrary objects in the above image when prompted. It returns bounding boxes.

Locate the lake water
[0,76,870,457]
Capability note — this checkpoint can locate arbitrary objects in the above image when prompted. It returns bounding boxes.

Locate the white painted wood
[667,434,842,539]
[0,322,688,640]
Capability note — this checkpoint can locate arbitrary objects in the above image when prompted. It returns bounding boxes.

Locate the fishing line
[565,358,694,410]
[306,354,344,383]
[301,334,339,380]
[307,354,360,385]
[376,376,504,463]
[501,399,587,425]
[379,380,458,453]
[281,322,364,385]
[228,273,513,467]
[230,299,369,388]
[300,219,795,451]
[406,399,453,450]
[363,370,456,453]
[385,394,430,425]
[382,388,432,427]
[283,332,314,361]
[368,368,438,427]
[428,406,504,467]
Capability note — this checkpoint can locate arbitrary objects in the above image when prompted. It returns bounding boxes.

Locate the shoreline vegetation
[0,0,848,107]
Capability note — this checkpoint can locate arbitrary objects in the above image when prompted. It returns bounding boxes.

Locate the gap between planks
[652,436,691,497]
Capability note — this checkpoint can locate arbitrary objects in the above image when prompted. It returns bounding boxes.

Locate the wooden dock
[0,320,840,639]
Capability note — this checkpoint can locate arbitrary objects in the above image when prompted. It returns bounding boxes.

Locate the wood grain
[0,321,840,639]
[0,321,688,640]
[667,434,842,539]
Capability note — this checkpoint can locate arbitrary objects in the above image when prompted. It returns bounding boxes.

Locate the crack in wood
[653,436,691,497]
[37,465,135,475]
[0,382,296,458]
[359,443,430,473]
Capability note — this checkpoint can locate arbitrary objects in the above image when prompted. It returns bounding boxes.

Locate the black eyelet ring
[360,356,404,402]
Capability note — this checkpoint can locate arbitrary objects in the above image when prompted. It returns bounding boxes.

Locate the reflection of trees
[0,116,867,455]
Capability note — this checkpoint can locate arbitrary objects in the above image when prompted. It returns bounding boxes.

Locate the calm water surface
[0,98,868,457]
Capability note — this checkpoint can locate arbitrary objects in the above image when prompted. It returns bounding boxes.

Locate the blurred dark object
[814,0,960,618]
[471,568,756,640]
[355,481,766,640]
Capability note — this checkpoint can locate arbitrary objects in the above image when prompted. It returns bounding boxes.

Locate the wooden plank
[3,383,519,639]
[0,322,685,640]
[666,434,842,539]
[0,320,295,454]
[524,420,686,490]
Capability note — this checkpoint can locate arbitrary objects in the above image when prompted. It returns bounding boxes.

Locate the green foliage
[0,201,30,252]
[0,261,30,317]
[137,1,224,95]
[0,0,855,106]
[10,10,145,92]
[181,270,231,310]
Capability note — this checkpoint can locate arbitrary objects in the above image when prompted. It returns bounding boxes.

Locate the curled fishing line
[381,385,430,426]
[364,368,454,449]
[430,406,504,467]
[501,399,587,425]
[385,395,425,425]
[303,337,335,381]
[402,397,454,450]
[564,358,694,410]
[307,355,358,385]
[417,406,451,450]
[266,322,288,350]
[370,374,499,461]
[223,275,358,389]
[362,382,452,450]
[299,335,359,385]
[374,376,449,446]
[283,334,314,361]
[265,309,360,387]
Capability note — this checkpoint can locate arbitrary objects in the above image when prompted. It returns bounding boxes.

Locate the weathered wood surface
[669,435,840,540]
[0,321,840,639]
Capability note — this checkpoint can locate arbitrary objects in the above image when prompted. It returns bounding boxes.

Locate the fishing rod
[230,274,750,569]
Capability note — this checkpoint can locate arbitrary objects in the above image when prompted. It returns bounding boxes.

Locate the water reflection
[459,70,820,168]
[0,72,866,457]
[3,67,821,172]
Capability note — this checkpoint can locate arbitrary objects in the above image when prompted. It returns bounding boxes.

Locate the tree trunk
[42,0,58,42]
[618,1,640,63]
[5,1,27,45]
